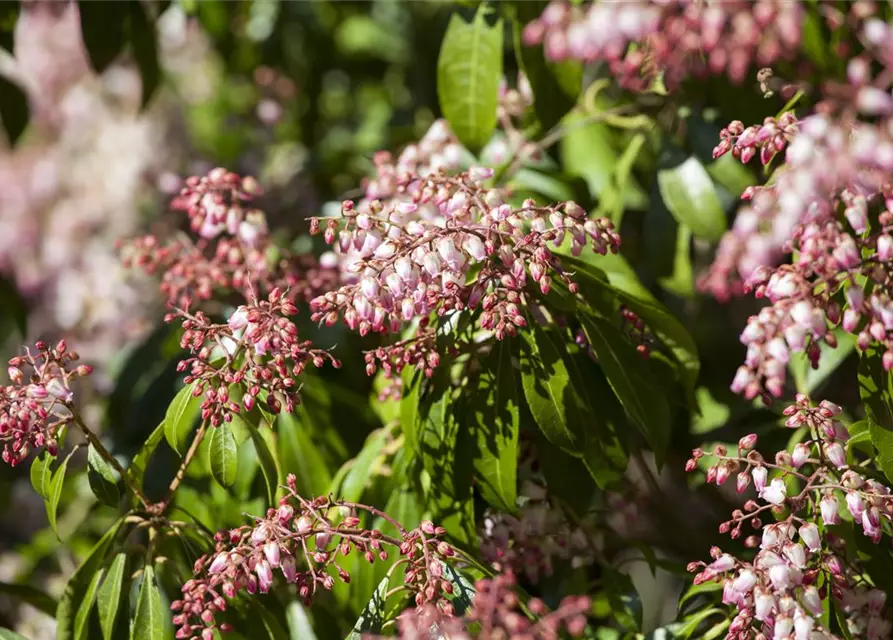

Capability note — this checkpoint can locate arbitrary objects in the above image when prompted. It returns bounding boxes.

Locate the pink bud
[820,494,840,525]
[208,552,228,574]
[825,442,847,469]
[791,443,809,468]
[799,523,821,552]
[296,515,312,534]
[264,542,281,567]
[256,560,273,593]
[751,466,768,492]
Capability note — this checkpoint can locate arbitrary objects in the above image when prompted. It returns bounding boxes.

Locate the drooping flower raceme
[686,396,892,639]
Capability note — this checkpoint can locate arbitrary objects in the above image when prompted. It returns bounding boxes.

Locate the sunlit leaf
[132,565,165,640]
[97,553,128,640]
[657,154,726,242]
[164,382,203,456]
[210,423,238,488]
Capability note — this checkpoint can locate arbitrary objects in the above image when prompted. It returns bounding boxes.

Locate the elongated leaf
[581,314,671,464]
[279,412,331,498]
[164,382,202,456]
[87,445,121,507]
[437,5,503,153]
[247,424,279,504]
[345,576,389,639]
[858,349,893,484]
[97,554,127,640]
[126,421,165,493]
[418,370,463,500]
[74,568,104,640]
[441,564,476,616]
[78,1,128,73]
[471,339,519,511]
[47,455,70,538]
[287,602,318,640]
[128,0,161,108]
[657,155,726,242]
[514,1,580,132]
[519,325,583,450]
[57,518,126,640]
[399,368,421,454]
[0,581,57,616]
[30,451,53,500]
[132,566,165,640]
[0,630,28,640]
[0,75,28,146]
[210,423,238,488]
[335,429,388,503]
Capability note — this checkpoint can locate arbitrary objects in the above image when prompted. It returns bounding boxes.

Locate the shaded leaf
[0,276,28,337]
[0,581,57,616]
[0,74,28,146]
[858,348,893,484]
[334,429,388,503]
[73,568,104,640]
[209,423,238,488]
[131,565,165,640]
[247,424,279,505]
[441,563,476,616]
[279,412,331,498]
[87,445,121,507]
[97,553,127,640]
[78,1,129,73]
[163,382,202,456]
[128,0,161,108]
[437,5,503,153]
[126,421,165,493]
[399,368,421,454]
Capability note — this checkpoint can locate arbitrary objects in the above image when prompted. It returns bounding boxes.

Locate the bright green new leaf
[87,444,121,507]
[46,454,70,539]
[210,423,238,488]
[164,382,203,456]
[132,566,165,640]
[657,155,726,242]
[73,568,104,640]
[97,553,127,640]
[30,451,53,500]
[436,5,503,153]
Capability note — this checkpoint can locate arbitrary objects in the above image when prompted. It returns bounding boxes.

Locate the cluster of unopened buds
[389,571,591,640]
[522,0,802,91]
[170,287,339,424]
[1,341,92,466]
[121,168,338,309]
[686,396,892,639]
[480,480,594,585]
[308,167,619,372]
[173,479,458,639]
[713,114,800,166]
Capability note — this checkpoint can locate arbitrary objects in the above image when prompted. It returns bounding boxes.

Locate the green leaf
[0,581,57,616]
[164,382,202,456]
[519,325,583,450]
[286,602,319,640]
[0,630,28,640]
[436,5,503,153]
[657,224,694,298]
[418,370,463,500]
[345,576,389,639]
[73,568,104,640]
[247,424,279,505]
[334,429,388,503]
[87,445,121,507]
[30,451,53,500]
[441,563,477,616]
[126,421,165,493]
[57,518,126,640]
[657,154,726,243]
[131,566,165,640]
[790,328,856,396]
[128,0,161,108]
[0,75,28,146]
[580,314,671,463]
[597,132,649,227]
[78,1,129,73]
[471,339,520,511]
[514,1,580,131]
[0,276,28,338]
[97,554,127,640]
[535,433,596,517]
[278,412,332,498]
[399,368,421,454]
[209,423,238,488]
[858,349,893,485]
[47,454,70,539]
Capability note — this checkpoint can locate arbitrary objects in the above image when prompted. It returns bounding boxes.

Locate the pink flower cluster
[390,571,591,640]
[522,1,802,91]
[171,287,338,425]
[173,480,457,639]
[686,396,892,639]
[309,167,619,376]
[713,114,800,167]
[1,340,92,466]
[122,168,338,309]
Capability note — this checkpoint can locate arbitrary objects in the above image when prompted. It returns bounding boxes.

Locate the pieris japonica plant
[7,1,893,640]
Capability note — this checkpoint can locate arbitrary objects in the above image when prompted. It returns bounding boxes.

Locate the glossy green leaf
[581,314,671,464]
[345,576,389,639]
[73,568,104,640]
[78,1,128,73]
[0,75,28,146]
[87,445,121,507]
[164,382,202,456]
[126,421,165,493]
[657,224,694,298]
[132,566,165,640]
[57,518,126,640]
[128,0,161,108]
[210,423,238,488]
[858,349,893,485]
[418,370,463,500]
[471,339,519,511]
[279,412,331,498]
[0,581,57,616]
[97,553,127,640]
[286,602,318,640]
[46,454,70,539]
[247,424,279,504]
[399,368,421,454]
[657,155,726,242]
[441,563,477,616]
[790,328,856,396]
[514,1,580,132]
[30,451,53,500]
[334,429,388,503]
[436,5,503,153]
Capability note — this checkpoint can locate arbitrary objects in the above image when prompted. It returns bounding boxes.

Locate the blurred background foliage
[0,1,869,638]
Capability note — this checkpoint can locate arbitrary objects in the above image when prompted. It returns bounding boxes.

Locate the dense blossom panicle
[522,0,802,91]
[171,287,338,424]
[387,571,590,640]
[173,482,458,639]
[0,340,91,466]
[686,396,892,639]
[309,157,619,376]
[121,168,338,309]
